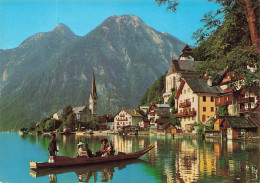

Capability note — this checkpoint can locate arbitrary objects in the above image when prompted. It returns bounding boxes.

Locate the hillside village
[28,44,259,141]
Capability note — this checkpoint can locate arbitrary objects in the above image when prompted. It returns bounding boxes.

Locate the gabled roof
[222,116,257,129]
[157,118,171,124]
[156,104,170,108]
[167,60,200,75]
[175,78,222,99]
[115,109,142,117]
[155,108,170,118]
[158,122,174,130]
[185,78,222,94]
[73,106,90,114]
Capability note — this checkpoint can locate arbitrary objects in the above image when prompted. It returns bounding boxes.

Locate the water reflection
[15,133,260,182]
[30,159,145,183]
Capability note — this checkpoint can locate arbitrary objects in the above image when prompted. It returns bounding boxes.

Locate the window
[245,92,249,98]
[203,107,206,112]
[245,103,248,109]
[202,115,206,122]
[251,102,255,108]
[203,96,206,102]
[211,107,214,112]
[211,97,214,102]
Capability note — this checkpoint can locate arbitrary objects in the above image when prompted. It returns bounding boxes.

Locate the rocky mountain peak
[52,23,75,35]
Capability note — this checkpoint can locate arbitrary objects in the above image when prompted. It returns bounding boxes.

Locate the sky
[0,0,220,50]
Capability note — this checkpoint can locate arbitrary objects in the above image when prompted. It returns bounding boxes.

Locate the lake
[0,132,259,183]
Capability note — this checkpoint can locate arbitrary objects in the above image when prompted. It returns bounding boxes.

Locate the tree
[85,113,99,130]
[156,0,259,48]
[156,0,260,90]
[216,105,229,116]
[29,122,37,131]
[61,105,73,122]
[39,117,50,130]
[66,113,77,130]
[167,88,177,108]
[170,110,180,127]
[44,119,62,131]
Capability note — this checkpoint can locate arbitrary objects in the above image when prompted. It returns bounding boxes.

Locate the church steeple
[89,69,98,114]
[91,69,98,100]
[179,44,194,61]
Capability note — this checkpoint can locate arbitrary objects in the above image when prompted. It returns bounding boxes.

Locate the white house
[114,109,143,130]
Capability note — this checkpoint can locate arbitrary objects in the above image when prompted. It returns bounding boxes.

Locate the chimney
[207,76,212,87]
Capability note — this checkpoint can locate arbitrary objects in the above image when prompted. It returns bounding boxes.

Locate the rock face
[0,15,186,130]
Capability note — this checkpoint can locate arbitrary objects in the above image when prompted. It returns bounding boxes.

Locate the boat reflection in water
[30,159,145,183]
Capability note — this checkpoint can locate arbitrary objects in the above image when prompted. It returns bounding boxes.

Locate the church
[52,69,98,122]
[163,45,201,104]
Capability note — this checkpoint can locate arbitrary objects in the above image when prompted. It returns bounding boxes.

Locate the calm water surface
[0,132,259,183]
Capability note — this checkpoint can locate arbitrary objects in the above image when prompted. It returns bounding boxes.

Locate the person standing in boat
[48,133,58,163]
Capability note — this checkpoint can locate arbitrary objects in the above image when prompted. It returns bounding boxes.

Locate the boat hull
[30,145,154,169]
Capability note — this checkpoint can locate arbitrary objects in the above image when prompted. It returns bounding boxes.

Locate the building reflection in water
[176,140,199,183]
[113,135,133,153]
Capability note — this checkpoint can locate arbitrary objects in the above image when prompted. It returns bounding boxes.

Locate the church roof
[91,69,98,100]
[73,106,90,114]
[167,60,201,75]
[180,44,194,58]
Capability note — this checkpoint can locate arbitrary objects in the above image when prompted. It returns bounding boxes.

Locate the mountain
[0,15,186,131]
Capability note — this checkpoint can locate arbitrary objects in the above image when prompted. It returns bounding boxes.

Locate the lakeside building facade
[114,109,143,130]
[174,78,222,131]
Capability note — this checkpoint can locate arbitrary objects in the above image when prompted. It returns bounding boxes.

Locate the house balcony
[239,108,249,113]
[120,115,125,117]
[216,100,232,106]
[179,101,191,108]
[174,109,196,117]
[238,97,255,104]
[117,119,128,121]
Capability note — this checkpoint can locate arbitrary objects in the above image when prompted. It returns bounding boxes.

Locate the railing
[179,101,191,108]
[215,100,232,106]
[238,97,255,104]
[239,108,249,113]
[174,109,196,117]
[117,119,128,121]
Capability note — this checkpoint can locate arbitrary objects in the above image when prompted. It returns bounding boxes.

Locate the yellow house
[174,78,222,131]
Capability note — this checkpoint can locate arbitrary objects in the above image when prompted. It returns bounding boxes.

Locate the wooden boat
[30,145,154,169]
[30,158,145,178]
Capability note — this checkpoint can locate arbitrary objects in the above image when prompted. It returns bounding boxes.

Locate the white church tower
[89,69,98,114]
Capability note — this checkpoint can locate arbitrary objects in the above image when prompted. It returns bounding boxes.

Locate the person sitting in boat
[48,133,58,163]
[106,142,115,156]
[77,142,86,156]
[84,143,93,158]
[101,138,108,154]
[95,139,108,157]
